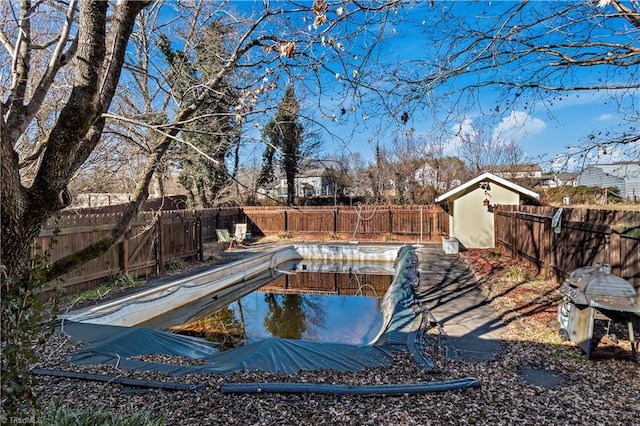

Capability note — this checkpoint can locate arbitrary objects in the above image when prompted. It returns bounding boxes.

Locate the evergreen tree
[158,22,239,207]
[258,87,304,206]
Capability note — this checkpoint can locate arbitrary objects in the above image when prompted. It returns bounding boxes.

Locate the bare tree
[454,123,526,175]
[1,0,404,281]
[386,132,425,204]
[387,0,640,161]
[2,0,151,279]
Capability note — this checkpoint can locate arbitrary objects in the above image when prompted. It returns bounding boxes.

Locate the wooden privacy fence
[242,205,449,241]
[35,205,447,295]
[494,205,640,288]
[36,208,243,295]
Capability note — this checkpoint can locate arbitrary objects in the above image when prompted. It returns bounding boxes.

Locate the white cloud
[597,113,614,121]
[444,117,477,155]
[493,110,546,141]
[444,111,545,157]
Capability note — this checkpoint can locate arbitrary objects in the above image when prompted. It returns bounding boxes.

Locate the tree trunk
[1,1,151,279]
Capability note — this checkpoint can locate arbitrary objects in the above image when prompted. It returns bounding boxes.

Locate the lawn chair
[216,225,247,250]
[234,223,247,244]
[216,228,233,249]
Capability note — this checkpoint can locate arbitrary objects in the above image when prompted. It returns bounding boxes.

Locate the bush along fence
[494,205,640,288]
[34,205,448,296]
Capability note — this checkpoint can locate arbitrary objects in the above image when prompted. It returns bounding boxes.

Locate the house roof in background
[435,172,540,203]
[583,163,640,179]
[483,163,542,173]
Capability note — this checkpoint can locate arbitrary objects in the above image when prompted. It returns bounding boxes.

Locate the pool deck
[414,244,505,361]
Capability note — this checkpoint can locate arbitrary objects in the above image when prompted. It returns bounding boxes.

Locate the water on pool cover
[166,264,394,349]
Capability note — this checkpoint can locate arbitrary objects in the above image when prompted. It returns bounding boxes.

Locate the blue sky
[269,1,638,172]
[292,1,639,172]
[156,1,639,173]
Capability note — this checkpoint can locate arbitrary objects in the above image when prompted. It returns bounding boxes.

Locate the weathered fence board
[287,210,335,233]
[242,209,287,235]
[495,205,640,288]
[242,206,447,241]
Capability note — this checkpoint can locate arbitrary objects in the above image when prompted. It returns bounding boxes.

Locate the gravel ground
[33,248,640,425]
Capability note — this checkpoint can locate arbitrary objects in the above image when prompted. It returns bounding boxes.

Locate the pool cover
[62,321,392,375]
[60,245,427,375]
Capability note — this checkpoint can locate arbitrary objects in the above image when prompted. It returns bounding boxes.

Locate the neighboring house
[414,163,439,187]
[294,166,339,197]
[258,164,341,199]
[435,172,540,249]
[72,193,132,208]
[484,163,543,179]
[539,173,578,188]
[414,162,462,191]
[576,162,640,200]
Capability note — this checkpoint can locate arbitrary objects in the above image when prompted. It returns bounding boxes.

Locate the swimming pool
[65,243,405,329]
[62,243,427,374]
[163,262,395,348]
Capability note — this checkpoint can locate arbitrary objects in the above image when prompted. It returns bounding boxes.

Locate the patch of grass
[383,233,397,242]
[325,233,339,241]
[163,257,185,272]
[487,250,502,259]
[107,271,141,287]
[38,403,165,425]
[67,272,142,305]
[277,231,292,240]
[502,265,532,283]
[548,345,587,363]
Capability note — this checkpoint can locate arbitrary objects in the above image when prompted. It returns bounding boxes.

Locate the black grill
[558,263,639,362]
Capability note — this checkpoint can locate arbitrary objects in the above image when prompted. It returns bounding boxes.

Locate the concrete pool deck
[414,244,504,361]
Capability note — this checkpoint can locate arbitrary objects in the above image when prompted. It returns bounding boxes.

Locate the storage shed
[435,172,539,249]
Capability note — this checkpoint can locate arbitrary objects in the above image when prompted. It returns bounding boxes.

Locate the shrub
[1,243,59,420]
[487,250,502,259]
[66,272,141,306]
[108,271,141,288]
[163,257,185,272]
[38,403,165,426]
[503,266,531,282]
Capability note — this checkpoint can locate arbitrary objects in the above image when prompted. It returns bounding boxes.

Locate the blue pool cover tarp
[62,321,392,375]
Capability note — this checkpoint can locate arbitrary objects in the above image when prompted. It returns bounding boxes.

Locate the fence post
[156,214,164,273]
[493,206,498,248]
[609,231,622,277]
[333,208,338,233]
[543,216,552,278]
[197,211,203,262]
[284,210,288,233]
[510,211,517,258]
